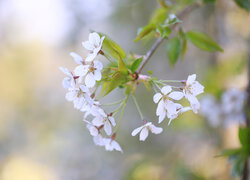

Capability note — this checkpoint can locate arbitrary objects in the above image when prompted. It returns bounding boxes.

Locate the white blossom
[59,67,76,89]
[74,60,103,88]
[153,86,184,123]
[183,74,204,113]
[200,95,221,127]
[131,122,163,141]
[93,134,105,146]
[221,88,246,114]
[83,120,99,136]
[103,138,123,152]
[82,32,105,62]
[92,113,116,136]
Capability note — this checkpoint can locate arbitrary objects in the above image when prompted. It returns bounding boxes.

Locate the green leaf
[239,127,250,147]
[186,31,223,52]
[203,0,216,3]
[166,37,182,66]
[130,57,143,73]
[156,26,171,38]
[149,8,168,24]
[157,0,170,8]
[234,0,250,11]
[101,72,128,96]
[134,24,156,42]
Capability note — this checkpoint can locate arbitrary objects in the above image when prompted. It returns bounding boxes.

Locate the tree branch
[136,2,201,74]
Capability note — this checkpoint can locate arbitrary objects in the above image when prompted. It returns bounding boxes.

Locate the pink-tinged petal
[65,91,76,101]
[70,52,83,64]
[111,140,123,152]
[153,93,162,103]
[85,72,96,88]
[94,60,103,70]
[168,91,184,100]
[186,74,196,85]
[139,128,149,141]
[161,86,172,95]
[85,52,97,62]
[104,121,112,135]
[74,65,88,76]
[82,41,94,51]
[92,117,104,126]
[94,70,102,81]
[149,124,163,134]
[59,67,72,77]
[109,117,116,126]
[89,32,101,46]
[131,126,144,136]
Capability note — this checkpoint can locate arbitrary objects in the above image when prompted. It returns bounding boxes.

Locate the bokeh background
[0,0,249,179]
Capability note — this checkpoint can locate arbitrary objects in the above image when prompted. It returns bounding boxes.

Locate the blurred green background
[0,0,249,179]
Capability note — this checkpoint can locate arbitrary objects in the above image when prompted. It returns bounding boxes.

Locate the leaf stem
[132,95,144,120]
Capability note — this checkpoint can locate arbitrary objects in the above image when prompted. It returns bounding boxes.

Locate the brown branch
[136,2,201,74]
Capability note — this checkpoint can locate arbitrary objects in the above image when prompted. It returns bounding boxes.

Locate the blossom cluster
[200,88,247,127]
[60,32,122,152]
[60,32,205,152]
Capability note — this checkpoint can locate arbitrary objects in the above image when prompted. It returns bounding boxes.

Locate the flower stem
[132,95,144,120]
[114,95,129,132]
[102,98,126,106]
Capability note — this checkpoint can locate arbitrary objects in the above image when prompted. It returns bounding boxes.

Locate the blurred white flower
[153,85,184,123]
[92,114,116,136]
[221,88,247,114]
[74,60,103,88]
[59,67,76,89]
[82,32,105,62]
[131,122,163,141]
[103,138,123,152]
[183,74,204,113]
[93,134,105,146]
[200,95,221,127]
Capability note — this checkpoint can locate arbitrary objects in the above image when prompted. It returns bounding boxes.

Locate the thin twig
[136,2,201,74]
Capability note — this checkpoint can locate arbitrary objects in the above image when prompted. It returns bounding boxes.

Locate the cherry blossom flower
[74,60,103,88]
[83,120,99,136]
[93,134,105,146]
[183,74,204,113]
[103,138,123,152]
[59,67,76,89]
[153,85,184,123]
[82,32,105,62]
[92,113,116,136]
[131,122,163,141]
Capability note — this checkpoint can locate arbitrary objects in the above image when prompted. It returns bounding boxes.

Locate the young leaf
[134,24,157,42]
[186,31,223,52]
[131,57,143,73]
[166,37,182,66]
[234,0,250,11]
[239,127,250,147]
[100,33,126,60]
[101,72,128,96]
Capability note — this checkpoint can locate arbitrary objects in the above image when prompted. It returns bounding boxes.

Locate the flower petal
[139,127,149,141]
[149,124,163,134]
[59,67,72,77]
[131,126,144,136]
[186,74,196,85]
[65,91,76,101]
[82,41,94,51]
[111,140,123,152]
[74,65,88,77]
[161,86,172,95]
[94,60,103,70]
[92,117,104,126]
[104,121,112,135]
[85,72,96,88]
[94,69,102,81]
[153,93,162,103]
[109,116,116,126]
[168,91,184,100]
[70,52,83,64]
[89,32,101,46]
[85,52,97,62]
